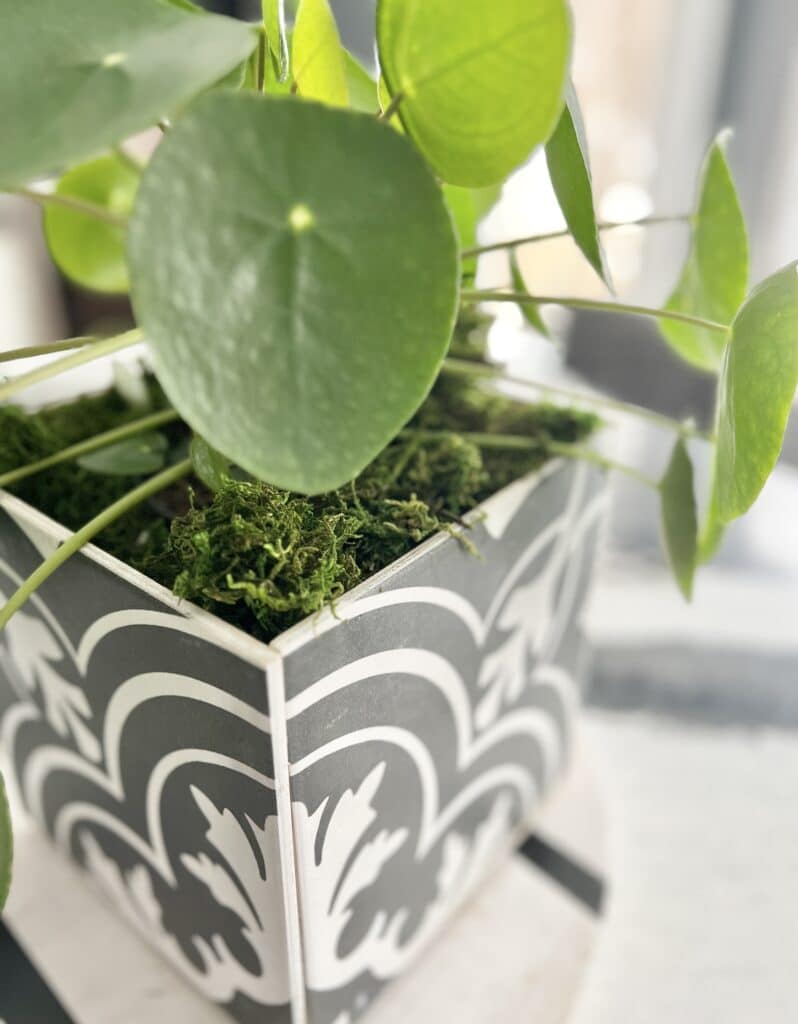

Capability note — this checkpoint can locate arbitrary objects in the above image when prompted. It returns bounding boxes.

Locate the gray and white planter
[0,458,605,1024]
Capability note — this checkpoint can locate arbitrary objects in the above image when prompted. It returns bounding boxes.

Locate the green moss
[0,323,596,643]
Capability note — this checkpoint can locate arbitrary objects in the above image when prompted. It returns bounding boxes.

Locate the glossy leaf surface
[545,88,610,287]
[44,155,138,294]
[660,437,698,599]
[128,94,459,494]
[715,262,798,520]
[377,0,571,186]
[660,135,748,371]
[0,0,257,188]
[293,0,349,107]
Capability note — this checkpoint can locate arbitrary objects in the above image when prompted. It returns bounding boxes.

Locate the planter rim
[0,456,570,664]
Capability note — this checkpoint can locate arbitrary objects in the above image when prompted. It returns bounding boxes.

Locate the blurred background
[1,2,797,1021]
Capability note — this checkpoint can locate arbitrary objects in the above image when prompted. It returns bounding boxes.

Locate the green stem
[379,90,405,122]
[256,26,267,92]
[0,409,181,489]
[0,458,193,630]
[13,188,127,228]
[543,439,658,488]
[461,289,729,334]
[402,428,658,489]
[0,329,143,403]
[462,214,693,259]
[442,357,712,441]
[0,336,98,364]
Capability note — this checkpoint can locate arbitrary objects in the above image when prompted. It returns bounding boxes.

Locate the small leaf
[377,0,572,187]
[293,0,349,108]
[660,437,698,599]
[263,0,290,82]
[714,261,798,521]
[43,155,138,295]
[128,94,459,494]
[660,133,748,372]
[191,436,231,492]
[0,0,257,188]
[545,86,611,288]
[510,252,550,338]
[78,433,168,476]
[0,771,12,911]
[344,51,379,113]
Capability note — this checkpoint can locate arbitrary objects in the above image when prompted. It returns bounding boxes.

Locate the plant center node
[288,204,315,233]
[102,51,126,68]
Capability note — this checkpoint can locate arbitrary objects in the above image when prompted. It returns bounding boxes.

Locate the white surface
[572,712,798,1024]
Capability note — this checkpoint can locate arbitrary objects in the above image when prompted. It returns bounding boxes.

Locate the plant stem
[378,90,405,122]
[442,357,713,441]
[0,458,193,631]
[401,428,658,489]
[13,188,127,228]
[256,26,267,92]
[543,439,659,488]
[462,214,693,259]
[0,409,181,489]
[0,329,143,403]
[0,336,99,364]
[461,289,729,334]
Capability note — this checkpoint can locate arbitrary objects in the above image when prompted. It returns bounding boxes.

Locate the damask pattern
[0,459,605,1024]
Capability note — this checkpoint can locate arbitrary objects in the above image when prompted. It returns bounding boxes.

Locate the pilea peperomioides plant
[0,0,796,911]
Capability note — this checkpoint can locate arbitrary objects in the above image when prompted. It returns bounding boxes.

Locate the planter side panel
[281,462,606,1024]
[0,503,293,1024]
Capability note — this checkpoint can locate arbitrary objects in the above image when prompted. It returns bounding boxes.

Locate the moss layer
[0,322,595,643]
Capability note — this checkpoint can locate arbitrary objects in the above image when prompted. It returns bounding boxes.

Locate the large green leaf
[660,437,698,599]
[263,0,290,82]
[128,94,459,495]
[714,262,798,521]
[377,0,571,187]
[44,155,138,294]
[0,771,11,911]
[660,134,748,372]
[293,0,349,108]
[545,87,610,287]
[0,0,257,189]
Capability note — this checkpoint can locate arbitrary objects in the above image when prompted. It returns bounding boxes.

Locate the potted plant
[0,1,796,1022]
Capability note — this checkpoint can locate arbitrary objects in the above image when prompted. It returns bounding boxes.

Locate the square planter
[0,457,605,1024]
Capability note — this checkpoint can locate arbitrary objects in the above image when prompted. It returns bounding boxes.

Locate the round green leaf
[128,94,459,495]
[0,771,12,911]
[659,437,697,599]
[660,133,749,372]
[715,261,798,521]
[377,0,572,187]
[78,432,168,476]
[44,155,138,294]
[443,183,501,278]
[545,86,611,288]
[0,0,257,189]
